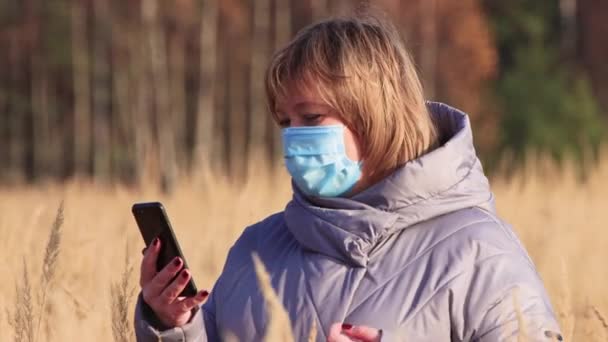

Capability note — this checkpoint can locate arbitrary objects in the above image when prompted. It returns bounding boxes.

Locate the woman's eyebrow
[294,101,328,111]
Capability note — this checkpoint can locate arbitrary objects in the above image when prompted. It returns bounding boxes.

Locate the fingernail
[153,238,160,247]
[173,257,181,267]
[199,290,209,299]
[181,270,189,278]
[342,323,353,330]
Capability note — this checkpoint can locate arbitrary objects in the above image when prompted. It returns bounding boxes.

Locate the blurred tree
[311,0,327,20]
[419,0,438,99]
[1,0,605,186]
[2,2,28,182]
[559,0,577,61]
[248,0,271,167]
[395,0,498,154]
[579,0,608,115]
[434,0,498,143]
[193,0,219,175]
[497,46,602,172]
[267,0,292,164]
[142,0,179,192]
[167,6,189,176]
[129,4,155,187]
[226,0,250,182]
[71,0,92,178]
[0,49,6,179]
[484,0,604,175]
[92,0,112,182]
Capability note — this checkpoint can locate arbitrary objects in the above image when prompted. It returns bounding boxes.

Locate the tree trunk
[169,33,187,176]
[193,0,219,176]
[7,38,26,182]
[329,0,352,16]
[142,0,178,193]
[92,0,112,182]
[0,51,8,181]
[420,0,438,99]
[215,9,230,174]
[129,24,153,186]
[268,0,292,166]
[72,0,92,177]
[579,0,608,114]
[111,19,132,182]
[560,0,578,63]
[227,32,248,182]
[249,0,271,172]
[31,52,51,181]
[312,0,329,20]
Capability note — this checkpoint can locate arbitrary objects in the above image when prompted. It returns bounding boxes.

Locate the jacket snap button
[544,330,563,341]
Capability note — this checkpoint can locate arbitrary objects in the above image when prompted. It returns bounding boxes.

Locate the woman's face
[275,85,363,163]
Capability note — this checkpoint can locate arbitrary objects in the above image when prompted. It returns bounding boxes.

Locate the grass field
[1,158,607,341]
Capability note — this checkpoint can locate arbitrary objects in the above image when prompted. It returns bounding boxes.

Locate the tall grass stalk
[34,202,63,341]
[6,202,64,342]
[591,306,608,340]
[558,258,576,341]
[223,332,239,342]
[110,241,136,342]
[7,259,35,342]
[307,320,317,342]
[513,288,529,342]
[251,253,295,342]
[3,152,608,340]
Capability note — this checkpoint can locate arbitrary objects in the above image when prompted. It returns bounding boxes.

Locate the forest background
[1,0,608,341]
[1,0,607,187]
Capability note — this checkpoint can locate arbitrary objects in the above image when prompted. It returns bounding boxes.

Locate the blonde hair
[265,15,437,184]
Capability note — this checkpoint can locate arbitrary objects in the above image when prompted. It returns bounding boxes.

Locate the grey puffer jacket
[134,102,562,341]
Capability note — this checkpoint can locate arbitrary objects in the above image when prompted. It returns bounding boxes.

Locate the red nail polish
[173,257,181,267]
[181,270,189,278]
[342,323,353,330]
[199,290,209,298]
[153,238,160,247]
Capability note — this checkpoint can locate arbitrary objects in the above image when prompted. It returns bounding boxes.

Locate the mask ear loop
[338,122,366,196]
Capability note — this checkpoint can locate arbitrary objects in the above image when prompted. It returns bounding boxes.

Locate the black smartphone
[132,202,197,297]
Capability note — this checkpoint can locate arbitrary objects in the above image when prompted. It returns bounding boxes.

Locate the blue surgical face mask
[282,125,362,197]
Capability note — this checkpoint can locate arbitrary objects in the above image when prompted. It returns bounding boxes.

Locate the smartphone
[132,202,197,297]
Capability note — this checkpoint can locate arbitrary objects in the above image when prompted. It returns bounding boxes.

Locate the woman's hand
[327,323,382,342]
[140,238,209,327]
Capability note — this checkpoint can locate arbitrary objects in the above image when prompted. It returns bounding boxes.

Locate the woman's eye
[304,114,323,124]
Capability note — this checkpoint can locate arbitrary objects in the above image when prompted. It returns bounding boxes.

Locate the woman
[134,15,562,341]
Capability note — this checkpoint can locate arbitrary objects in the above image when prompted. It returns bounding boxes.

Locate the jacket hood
[284,102,495,267]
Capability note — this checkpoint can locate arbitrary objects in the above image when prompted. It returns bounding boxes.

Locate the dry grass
[6,203,63,342]
[0,155,607,341]
[7,260,35,342]
[36,202,63,341]
[308,320,317,342]
[512,288,528,342]
[110,242,136,342]
[591,306,608,340]
[252,253,294,342]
